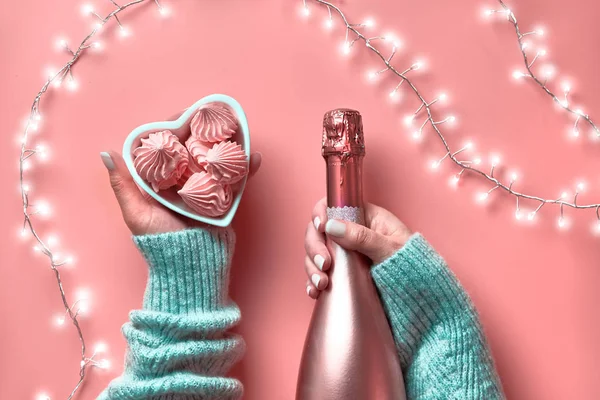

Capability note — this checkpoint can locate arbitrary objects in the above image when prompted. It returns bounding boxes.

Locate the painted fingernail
[306,285,312,296]
[314,216,321,230]
[325,220,346,237]
[314,254,325,271]
[100,152,115,171]
[311,273,321,289]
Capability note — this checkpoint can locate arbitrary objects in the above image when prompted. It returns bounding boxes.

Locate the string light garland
[19,1,170,399]
[15,0,600,397]
[300,0,600,233]
[485,0,599,140]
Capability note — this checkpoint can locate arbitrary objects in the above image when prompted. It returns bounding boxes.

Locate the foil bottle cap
[322,108,365,157]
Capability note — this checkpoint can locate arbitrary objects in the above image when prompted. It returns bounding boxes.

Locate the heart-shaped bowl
[123,94,250,227]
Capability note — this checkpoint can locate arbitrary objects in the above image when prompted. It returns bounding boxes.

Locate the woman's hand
[304,198,412,298]
[100,151,261,236]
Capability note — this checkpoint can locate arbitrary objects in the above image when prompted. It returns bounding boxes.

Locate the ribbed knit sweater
[98,228,504,400]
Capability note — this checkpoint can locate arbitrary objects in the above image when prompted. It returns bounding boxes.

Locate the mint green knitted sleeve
[98,228,244,400]
[371,234,505,400]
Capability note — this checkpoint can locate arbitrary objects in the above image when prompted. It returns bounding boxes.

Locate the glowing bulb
[19,227,27,238]
[473,157,482,165]
[54,314,65,327]
[64,255,75,265]
[412,131,422,140]
[478,192,489,202]
[512,70,524,80]
[538,49,547,56]
[541,64,555,79]
[36,144,48,160]
[367,70,377,81]
[66,79,78,92]
[403,115,414,126]
[119,26,131,38]
[33,245,41,253]
[389,90,399,100]
[491,155,501,167]
[571,127,580,138]
[47,235,59,246]
[412,60,423,70]
[55,38,68,51]
[560,191,568,199]
[92,41,103,51]
[97,359,111,369]
[34,114,42,122]
[341,41,351,55]
[81,3,94,15]
[29,122,39,131]
[36,393,51,400]
[562,81,571,92]
[75,288,91,314]
[528,212,536,221]
[450,174,461,186]
[383,32,399,46]
[22,160,32,171]
[46,67,57,80]
[521,42,529,50]
[536,27,545,36]
[557,217,567,229]
[510,172,518,182]
[483,9,494,17]
[576,109,585,116]
[36,201,51,216]
[577,182,586,191]
[95,342,108,353]
[515,209,522,220]
[159,5,171,17]
[465,141,473,149]
[430,160,440,170]
[438,93,448,102]
[448,115,456,124]
[324,18,333,29]
[592,221,600,235]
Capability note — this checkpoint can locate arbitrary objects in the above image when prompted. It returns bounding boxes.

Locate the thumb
[324,219,392,264]
[100,151,148,218]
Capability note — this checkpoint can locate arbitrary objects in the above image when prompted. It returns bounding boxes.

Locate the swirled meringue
[190,103,238,142]
[202,141,248,184]
[185,136,212,165]
[133,130,189,192]
[178,172,233,217]
[177,154,204,187]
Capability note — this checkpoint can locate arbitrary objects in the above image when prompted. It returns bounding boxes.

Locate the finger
[100,151,148,218]
[248,152,262,178]
[311,197,328,233]
[305,255,328,291]
[304,221,331,271]
[325,219,394,263]
[306,280,319,299]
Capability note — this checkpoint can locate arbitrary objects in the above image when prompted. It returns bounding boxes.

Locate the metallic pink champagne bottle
[296,109,406,400]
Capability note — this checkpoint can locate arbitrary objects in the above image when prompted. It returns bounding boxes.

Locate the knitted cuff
[133,228,236,314]
[371,234,476,358]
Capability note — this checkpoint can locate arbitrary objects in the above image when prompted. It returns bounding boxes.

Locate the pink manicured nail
[100,152,115,171]
[325,220,346,237]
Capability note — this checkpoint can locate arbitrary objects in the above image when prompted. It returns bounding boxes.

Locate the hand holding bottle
[304,197,412,298]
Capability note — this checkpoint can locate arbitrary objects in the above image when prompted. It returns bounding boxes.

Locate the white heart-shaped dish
[122,94,250,227]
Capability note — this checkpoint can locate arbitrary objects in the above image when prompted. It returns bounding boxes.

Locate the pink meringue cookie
[178,172,233,217]
[133,130,189,192]
[202,141,248,184]
[177,154,204,188]
[190,103,238,143]
[185,136,212,165]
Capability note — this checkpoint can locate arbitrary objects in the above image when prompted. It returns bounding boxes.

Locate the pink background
[1,0,599,398]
